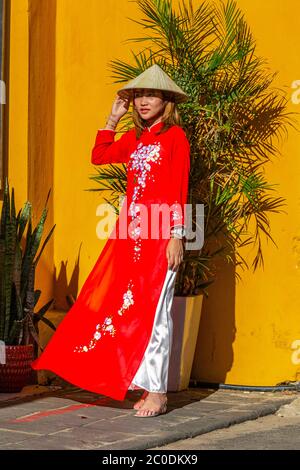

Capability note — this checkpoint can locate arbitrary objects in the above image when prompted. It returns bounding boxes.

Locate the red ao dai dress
[31,120,190,401]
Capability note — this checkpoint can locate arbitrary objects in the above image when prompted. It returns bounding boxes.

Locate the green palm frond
[86,163,127,215]
[88,0,299,295]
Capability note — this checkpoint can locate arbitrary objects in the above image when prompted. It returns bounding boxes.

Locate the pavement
[0,381,299,450]
[152,398,300,450]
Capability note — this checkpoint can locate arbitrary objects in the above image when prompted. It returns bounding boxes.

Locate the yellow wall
[6,0,300,386]
[53,0,142,309]
[7,0,28,204]
[5,0,55,307]
[191,0,300,386]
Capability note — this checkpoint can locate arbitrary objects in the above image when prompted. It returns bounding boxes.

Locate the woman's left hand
[166,238,184,271]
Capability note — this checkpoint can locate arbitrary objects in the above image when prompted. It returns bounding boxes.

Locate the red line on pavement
[9,398,110,423]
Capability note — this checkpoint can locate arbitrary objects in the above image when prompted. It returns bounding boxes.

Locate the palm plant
[88,0,298,296]
[87,164,127,217]
[0,177,56,354]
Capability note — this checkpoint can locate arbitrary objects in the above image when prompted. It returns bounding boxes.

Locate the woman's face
[133,89,167,121]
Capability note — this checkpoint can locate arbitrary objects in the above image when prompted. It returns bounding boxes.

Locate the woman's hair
[132,90,183,139]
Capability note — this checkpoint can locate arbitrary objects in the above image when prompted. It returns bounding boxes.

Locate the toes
[135,407,157,416]
[135,408,150,416]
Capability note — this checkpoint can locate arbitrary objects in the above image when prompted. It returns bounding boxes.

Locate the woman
[31,64,190,418]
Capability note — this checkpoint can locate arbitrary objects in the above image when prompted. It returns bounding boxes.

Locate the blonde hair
[132,90,183,139]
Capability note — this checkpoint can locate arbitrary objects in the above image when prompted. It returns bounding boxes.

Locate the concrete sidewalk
[0,383,298,450]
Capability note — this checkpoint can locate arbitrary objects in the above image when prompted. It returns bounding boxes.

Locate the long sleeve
[169,128,191,235]
[91,129,131,165]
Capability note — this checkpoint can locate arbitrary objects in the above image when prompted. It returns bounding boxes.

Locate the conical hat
[117,64,188,104]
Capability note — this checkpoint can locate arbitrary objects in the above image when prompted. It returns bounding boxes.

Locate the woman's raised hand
[110,94,130,121]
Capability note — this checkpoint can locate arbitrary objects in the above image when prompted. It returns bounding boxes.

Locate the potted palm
[0,177,56,392]
[87,0,298,390]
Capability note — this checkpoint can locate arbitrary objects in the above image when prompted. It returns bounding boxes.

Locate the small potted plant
[0,177,56,392]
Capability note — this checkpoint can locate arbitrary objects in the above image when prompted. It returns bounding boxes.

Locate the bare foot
[134,392,167,417]
[133,390,149,410]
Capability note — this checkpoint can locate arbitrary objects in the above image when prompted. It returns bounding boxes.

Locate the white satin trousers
[128,268,177,393]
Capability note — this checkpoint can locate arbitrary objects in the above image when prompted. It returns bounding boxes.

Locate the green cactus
[0,177,56,352]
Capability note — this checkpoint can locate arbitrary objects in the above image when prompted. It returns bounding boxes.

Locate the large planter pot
[0,344,35,393]
[167,293,204,392]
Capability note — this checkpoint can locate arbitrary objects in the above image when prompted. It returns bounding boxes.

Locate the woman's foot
[134,392,167,417]
[133,390,149,410]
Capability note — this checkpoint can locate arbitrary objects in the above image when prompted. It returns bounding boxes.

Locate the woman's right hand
[110,94,130,122]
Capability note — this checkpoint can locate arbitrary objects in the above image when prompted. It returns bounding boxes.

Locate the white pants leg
[129,268,177,393]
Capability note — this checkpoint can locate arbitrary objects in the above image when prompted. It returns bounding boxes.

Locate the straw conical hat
[117,64,188,104]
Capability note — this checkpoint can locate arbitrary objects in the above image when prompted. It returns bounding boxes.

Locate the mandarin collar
[142,120,164,134]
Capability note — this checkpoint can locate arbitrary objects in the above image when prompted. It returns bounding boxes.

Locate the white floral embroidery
[128,201,142,261]
[171,210,181,221]
[118,286,134,316]
[74,280,134,353]
[171,201,183,223]
[128,142,162,261]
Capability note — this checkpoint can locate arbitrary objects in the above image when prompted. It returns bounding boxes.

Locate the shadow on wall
[53,244,83,311]
[191,255,236,384]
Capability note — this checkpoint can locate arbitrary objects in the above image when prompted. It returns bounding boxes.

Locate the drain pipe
[189,380,300,392]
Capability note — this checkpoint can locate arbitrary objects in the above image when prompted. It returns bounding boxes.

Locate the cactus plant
[0,176,56,352]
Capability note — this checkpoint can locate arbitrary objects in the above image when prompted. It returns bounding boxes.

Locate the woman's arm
[91,95,131,165]
[166,127,191,271]
[91,128,131,165]
[169,127,191,237]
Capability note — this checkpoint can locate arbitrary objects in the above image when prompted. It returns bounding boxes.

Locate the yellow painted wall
[7,0,28,204]
[3,0,55,308]
[53,0,143,309]
[191,0,300,386]
[5,0,300,386]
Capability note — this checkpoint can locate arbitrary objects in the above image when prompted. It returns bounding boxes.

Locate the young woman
[31,64,190,418]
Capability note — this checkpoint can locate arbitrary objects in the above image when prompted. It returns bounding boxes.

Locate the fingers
[166,250,172,270]
[116,93,130,104]
[166,251,175,271]
[175,253,183,270]
[166,251,183,271]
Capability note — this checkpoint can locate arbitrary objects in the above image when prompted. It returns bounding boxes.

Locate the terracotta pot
[168,293,204,391]
[0,344,35,393]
